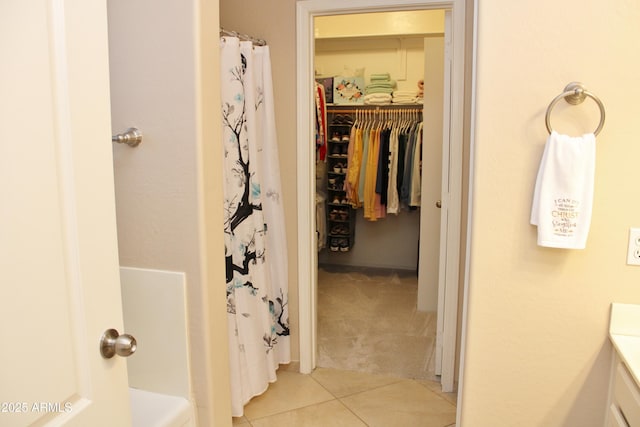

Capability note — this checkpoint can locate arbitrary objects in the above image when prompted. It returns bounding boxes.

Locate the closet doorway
[296,0,466,394]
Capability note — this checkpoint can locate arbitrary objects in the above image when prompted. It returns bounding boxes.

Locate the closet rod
[220,27,267,46]
[326,107,423,114]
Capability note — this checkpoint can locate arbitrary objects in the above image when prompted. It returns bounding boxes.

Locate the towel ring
[545,82,605,136]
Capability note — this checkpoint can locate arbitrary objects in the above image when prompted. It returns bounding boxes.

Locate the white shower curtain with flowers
[220,36,290,416]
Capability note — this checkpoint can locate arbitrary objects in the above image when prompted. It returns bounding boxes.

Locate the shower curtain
[220,36,290,416]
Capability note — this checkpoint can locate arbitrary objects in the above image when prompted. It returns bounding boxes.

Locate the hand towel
[530,131,596,249]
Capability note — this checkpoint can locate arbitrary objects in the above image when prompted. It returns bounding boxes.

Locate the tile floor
[232,265,457,426]
[232,365,457,426]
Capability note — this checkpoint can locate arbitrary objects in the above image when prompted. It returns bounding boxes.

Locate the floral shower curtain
[220,36,290,416]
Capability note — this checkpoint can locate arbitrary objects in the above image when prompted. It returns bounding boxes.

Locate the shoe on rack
[333,163,344,173]
[339,238,350,252]
[330,225,344,235]
[330,238,339,252]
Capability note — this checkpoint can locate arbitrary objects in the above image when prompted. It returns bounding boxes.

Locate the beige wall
[315,36,429,96]
[107,0,231,425]
[461,1,640,426]
[314,10,444,39]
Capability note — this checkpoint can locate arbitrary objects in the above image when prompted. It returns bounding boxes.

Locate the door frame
[296,0,466,392]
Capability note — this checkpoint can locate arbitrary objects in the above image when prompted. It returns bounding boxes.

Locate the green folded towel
[366,81,396,90]
[365,87,394,95]
[370,73,391,81]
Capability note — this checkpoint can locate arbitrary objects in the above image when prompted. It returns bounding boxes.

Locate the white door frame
[296,0,465,392]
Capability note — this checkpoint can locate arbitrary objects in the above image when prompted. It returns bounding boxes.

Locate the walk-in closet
[314,11,447,380]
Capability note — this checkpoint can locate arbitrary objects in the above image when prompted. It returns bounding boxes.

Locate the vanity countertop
[609,303,640,386]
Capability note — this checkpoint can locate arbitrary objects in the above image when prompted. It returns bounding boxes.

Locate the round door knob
[100,328,137,359]
[436,200,442,208]
[112,127,143,147]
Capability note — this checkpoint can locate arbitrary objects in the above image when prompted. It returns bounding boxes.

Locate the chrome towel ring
[545,82,605,136]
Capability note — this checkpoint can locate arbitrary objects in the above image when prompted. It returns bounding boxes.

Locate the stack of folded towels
[392,90,418,104]
[364,73,396,105]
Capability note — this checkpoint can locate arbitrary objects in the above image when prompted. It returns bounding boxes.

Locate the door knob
[100,329,137,359]
[112,127,142,147]
[436,200,442,208]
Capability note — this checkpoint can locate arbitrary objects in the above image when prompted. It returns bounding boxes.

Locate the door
[0,1,131,426]
[417,35,445,313]
[434,9,460,393]
[296,1,465,381]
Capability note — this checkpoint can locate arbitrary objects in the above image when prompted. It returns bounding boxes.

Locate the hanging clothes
[315,82,327,161]
[345,124,363,208]
[363,127,380,220]
[409,122,424,207]
[386,124,401,214]
[220,36,290,417]
[343,108,423,219]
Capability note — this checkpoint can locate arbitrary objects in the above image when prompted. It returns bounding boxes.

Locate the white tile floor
[232,265,457,426]
[233,366,456,427]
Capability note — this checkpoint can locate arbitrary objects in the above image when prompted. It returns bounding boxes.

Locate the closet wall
[315,19,445,271]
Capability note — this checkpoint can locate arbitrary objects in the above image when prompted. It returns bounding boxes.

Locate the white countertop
[609,303,640,386]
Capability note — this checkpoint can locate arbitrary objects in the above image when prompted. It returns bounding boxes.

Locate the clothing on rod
[342,108,423,220]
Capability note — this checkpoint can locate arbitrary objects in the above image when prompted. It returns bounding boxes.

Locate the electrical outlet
[627,228,640,266]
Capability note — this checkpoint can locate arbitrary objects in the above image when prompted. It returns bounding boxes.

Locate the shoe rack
[326,112,355,252]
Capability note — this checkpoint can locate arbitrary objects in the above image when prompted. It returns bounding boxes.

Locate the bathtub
[120,267,196,427]
[129,388,194,427]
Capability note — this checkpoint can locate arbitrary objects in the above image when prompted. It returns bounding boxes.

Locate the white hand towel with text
[530,131,596,249]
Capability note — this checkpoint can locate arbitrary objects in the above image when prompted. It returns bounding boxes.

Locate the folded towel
[365,87,394,95]
[392,99,417,105]
[364,93,392,101]
[364,99,392,105]
[370,73,391,81]
[530,131,596,249]
[366,82,396,90]
[393,90,416,97]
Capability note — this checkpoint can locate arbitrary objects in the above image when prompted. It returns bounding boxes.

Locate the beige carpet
[317,265,438,381]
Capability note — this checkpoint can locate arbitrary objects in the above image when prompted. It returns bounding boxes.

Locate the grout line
[244,397,337,423]
[333,398,370,426]
[307,369,403,400]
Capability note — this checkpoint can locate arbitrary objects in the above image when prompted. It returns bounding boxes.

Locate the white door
[435,10,458,393]
[0,1,131,426]
[417,36,445,313]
